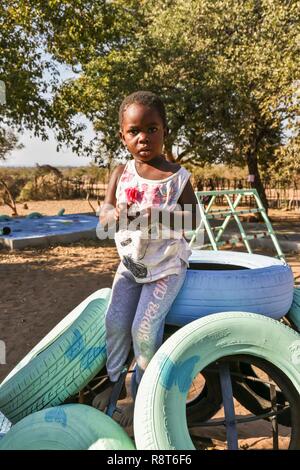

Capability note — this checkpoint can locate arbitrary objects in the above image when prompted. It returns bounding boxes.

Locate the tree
[0,1,139,145]
[0,128,23,160]
[48,0,299,211]
[0,128,24,215]
[269,134,300,183]
[2,1,298,212]
[0,1,58,137]
[139,0,300,209]
[25,0,142,153]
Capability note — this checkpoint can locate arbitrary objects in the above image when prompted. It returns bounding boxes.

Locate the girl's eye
[149,127,158,133]
[128,129,138,135]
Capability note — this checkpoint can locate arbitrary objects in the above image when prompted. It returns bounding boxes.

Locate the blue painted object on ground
[0,214,98,241]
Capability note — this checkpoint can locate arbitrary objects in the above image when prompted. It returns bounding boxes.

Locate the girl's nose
[139,132,149,143]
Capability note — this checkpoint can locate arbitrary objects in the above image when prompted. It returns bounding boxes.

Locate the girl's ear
[119,130,125,145]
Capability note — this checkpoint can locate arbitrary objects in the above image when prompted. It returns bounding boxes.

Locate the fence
[56,179,108,200]
[49,177,300,209]
[194,178,300,209]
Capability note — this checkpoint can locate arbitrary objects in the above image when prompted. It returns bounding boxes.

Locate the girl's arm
[99,165,125,227]
[175,179,200,231]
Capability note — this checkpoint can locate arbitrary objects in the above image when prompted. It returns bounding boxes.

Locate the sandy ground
[0,199,299,449]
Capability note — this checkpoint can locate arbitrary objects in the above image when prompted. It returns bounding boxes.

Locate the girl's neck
[134,154,165,168]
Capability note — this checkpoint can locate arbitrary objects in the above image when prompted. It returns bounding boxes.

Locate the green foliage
[1,0,299,198]
[0,174,26,214]
[62,164,108,182]
[0,1,58,136]
[269,134,300,183]
[18,180,37,202]
[46,0,299,211]
[49,1,299,167]
[0,0,140,148]
[0,128,23,159]
[186,164,248,182]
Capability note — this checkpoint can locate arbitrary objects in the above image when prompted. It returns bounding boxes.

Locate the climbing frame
[189,189,285,261]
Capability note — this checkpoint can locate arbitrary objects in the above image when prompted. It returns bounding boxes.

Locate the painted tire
[186,368,222,424]
[0,404,135,450]
[287,287,300,332]
[0,215,11,222]
[134,312,300,450]
[166,250,294,326]
[0,288,110,424]
[26,212,43,219]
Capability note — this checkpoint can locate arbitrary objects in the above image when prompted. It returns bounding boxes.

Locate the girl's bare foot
[92,385,114,411]
[92,379,126,411]
[118,401,135,428]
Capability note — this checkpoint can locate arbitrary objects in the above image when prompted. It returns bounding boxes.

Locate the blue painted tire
[0,404,135,450]
[166,250,294,326]
[0,289,110,424]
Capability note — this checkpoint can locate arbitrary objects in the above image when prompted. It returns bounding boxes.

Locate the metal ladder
[189,189,285,261]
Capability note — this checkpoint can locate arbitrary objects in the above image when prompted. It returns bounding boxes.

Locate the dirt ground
[0,199,299,449]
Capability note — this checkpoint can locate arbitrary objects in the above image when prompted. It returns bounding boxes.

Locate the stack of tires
[0,251,299,450]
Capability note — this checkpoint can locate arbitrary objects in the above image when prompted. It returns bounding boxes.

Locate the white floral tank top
[115,159,192,283]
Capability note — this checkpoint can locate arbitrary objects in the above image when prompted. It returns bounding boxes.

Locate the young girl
[93,91,199,426]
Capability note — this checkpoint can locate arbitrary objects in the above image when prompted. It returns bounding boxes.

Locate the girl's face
[119,103,166,162]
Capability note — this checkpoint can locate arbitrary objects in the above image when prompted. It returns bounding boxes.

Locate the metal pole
[219,363,239,450]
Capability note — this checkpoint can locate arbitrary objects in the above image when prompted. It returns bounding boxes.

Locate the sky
[0,124,95,168]
[1,63,95,168]
[0,127,95,168]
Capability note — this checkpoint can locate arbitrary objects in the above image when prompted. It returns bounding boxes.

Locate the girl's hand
[114,205,121,222]
[114,202,134,222]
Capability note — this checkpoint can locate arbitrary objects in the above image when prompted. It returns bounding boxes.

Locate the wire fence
[194,178,300,209]
[35,177,300,210]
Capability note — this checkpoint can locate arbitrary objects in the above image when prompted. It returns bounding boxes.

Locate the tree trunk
[246,151,269,215]
[0,179,18,216]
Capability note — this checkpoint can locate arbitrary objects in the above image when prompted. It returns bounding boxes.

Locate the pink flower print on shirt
[125,187,144,203]
[167,179,180,205]
[151,180,180,207]
[139,183,150,205]
[151,186,167,206]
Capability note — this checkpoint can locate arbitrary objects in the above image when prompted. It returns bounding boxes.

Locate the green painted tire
[134,312,300,450]
[287,287,300,332]
[26,212,43,218]
[0,215,11,222]
[0,289,110,424]
[0,404,135,450]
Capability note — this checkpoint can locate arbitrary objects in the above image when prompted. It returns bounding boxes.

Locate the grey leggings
[105,261,187,384]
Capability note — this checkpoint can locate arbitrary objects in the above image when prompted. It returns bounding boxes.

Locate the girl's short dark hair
[119,91,167,129]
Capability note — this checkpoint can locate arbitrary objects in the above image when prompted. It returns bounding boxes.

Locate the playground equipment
[1,250,299,450]
[189,189,285,261]
[1,191,299,449]
[0,404,135,450]
[0,213,98,250]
